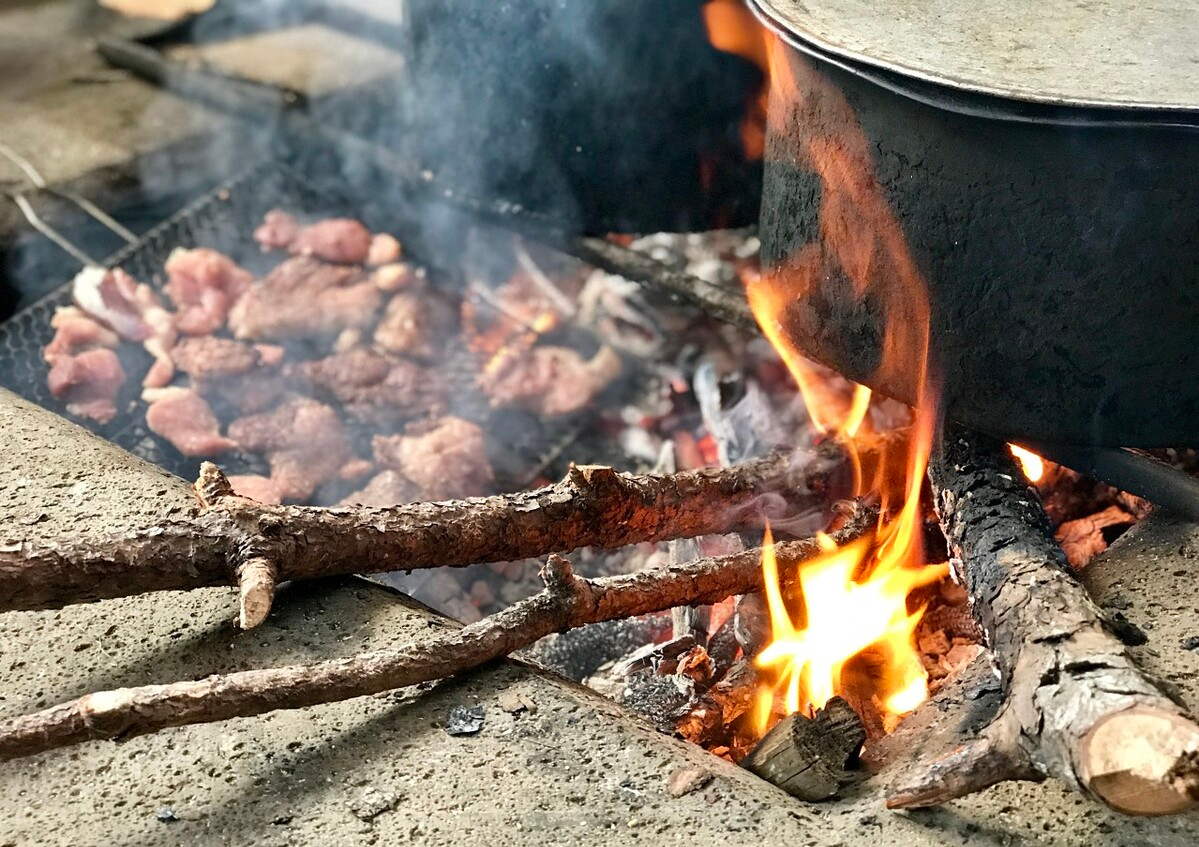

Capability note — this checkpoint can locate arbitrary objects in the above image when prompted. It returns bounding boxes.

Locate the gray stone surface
[2,391,1199,846]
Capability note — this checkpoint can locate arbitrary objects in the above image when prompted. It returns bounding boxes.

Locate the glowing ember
[706,0,952,732]
[1009,444,1045,482]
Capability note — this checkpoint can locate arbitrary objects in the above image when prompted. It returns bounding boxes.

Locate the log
[0,444,851,620]
[741,697,866,801]
[888,425,1199,816]
[0,509,873,762]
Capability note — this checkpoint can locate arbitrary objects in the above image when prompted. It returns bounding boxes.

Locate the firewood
[0,444,853,624]
[741,697,866,801]
[888,425,1199,816]
[0,509,873,762]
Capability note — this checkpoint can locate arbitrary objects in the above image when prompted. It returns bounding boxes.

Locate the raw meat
[46,348,126,424]
[69,267,177,388]
[370,263,415,292]
[253,209,300,251]
[372,416,493,500]
[338,470,417,507]
[373,288,457,359]
[145,387,237,457]
[481,345,622,416]
[164,247,254,336]
[227,256,380,341]
[71,266,151,341]
[43,307,120,364]
[227,397,355,501]
[171,336,265,379]
[228,474,285,505]
[367,233,403,266]
[287,348,444,425]
[290,218,372,264]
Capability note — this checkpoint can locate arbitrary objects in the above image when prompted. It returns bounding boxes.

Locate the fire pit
[2,1,1199,844]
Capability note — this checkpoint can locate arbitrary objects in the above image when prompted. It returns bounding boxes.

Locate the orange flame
[706,2,948,730]
[701,0,770,159]
[1009,444,1045,483]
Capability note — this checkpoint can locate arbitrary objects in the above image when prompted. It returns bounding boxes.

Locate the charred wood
[0,512,872,762]
[888,425,1199,816]
[741,697,866,801]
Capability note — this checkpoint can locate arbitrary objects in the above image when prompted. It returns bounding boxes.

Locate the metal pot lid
[750,0,1199,112]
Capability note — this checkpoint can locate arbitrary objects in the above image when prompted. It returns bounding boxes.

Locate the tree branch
[0,443,853,621]
[0,509,873,762]
[888,425,1199,816]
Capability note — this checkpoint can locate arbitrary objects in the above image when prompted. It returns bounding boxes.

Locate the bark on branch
[887,425,1199,816]
[0,509,873,762]
[0,443,852,622]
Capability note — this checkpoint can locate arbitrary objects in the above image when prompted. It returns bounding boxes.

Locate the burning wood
[888,426,1199,816]
[741,696,866,801]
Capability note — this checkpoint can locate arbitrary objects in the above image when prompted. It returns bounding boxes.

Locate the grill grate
[0,165,605,494]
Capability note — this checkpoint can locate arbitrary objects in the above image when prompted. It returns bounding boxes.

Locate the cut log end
[741,697,866,801]
[1081,707,1199,816]
[237,557,277,630]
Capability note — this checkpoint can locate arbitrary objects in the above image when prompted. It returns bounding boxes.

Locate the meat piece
[198,371,291,416]
[372,416,493,500]
[47,348,126,424]
[367,233,403,266]
[227,397,354,501]
[481,345,623,416]
[370,263,415,293]
[228,474,284,505]
[287,348,444,425]
[43,307,120,364]
[373,289,457,359]
[338,470,418,507]
[72,266,151,342]
[164,247,254,336]
[171,336,264,380]
[290,218,372,264]
[145,387,237,457]
[227,256,380,341]
[253,209,300,251]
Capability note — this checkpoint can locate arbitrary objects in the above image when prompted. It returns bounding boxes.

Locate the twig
[0,445,852,623]
[0,510,873,762]
[887,425,1199,816]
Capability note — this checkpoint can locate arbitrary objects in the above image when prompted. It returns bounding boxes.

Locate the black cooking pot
[750,0,1199,446]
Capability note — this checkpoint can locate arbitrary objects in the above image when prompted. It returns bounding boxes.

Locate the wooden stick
[0,510,873,762]
[887,425,1199,816]
[741,697,866,801]
[0,444,852,621]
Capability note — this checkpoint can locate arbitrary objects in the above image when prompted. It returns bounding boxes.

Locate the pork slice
[72,266,152,342]
[366,233,403,266]
[481,345,622,416]
[198,371,291,416]
[373,289,457,360]
[47,348,126,424]
[372,416,493,500]
[228,474,285,505]
[164,247,254,335]
[172,336,264,380]
[290,218,373,264]
[145,386,237,457]
[227,397,354,501]
[43,307,120,365]
[338,470,418,507]
[253,209,300,252]
[227,256,379,341]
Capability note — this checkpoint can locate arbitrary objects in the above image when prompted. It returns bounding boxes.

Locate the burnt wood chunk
[741,697,865,801]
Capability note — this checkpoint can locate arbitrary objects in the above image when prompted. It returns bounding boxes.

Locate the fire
[706,1,950,731]
[1009,444,1045,482]
[701,0,770,159]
